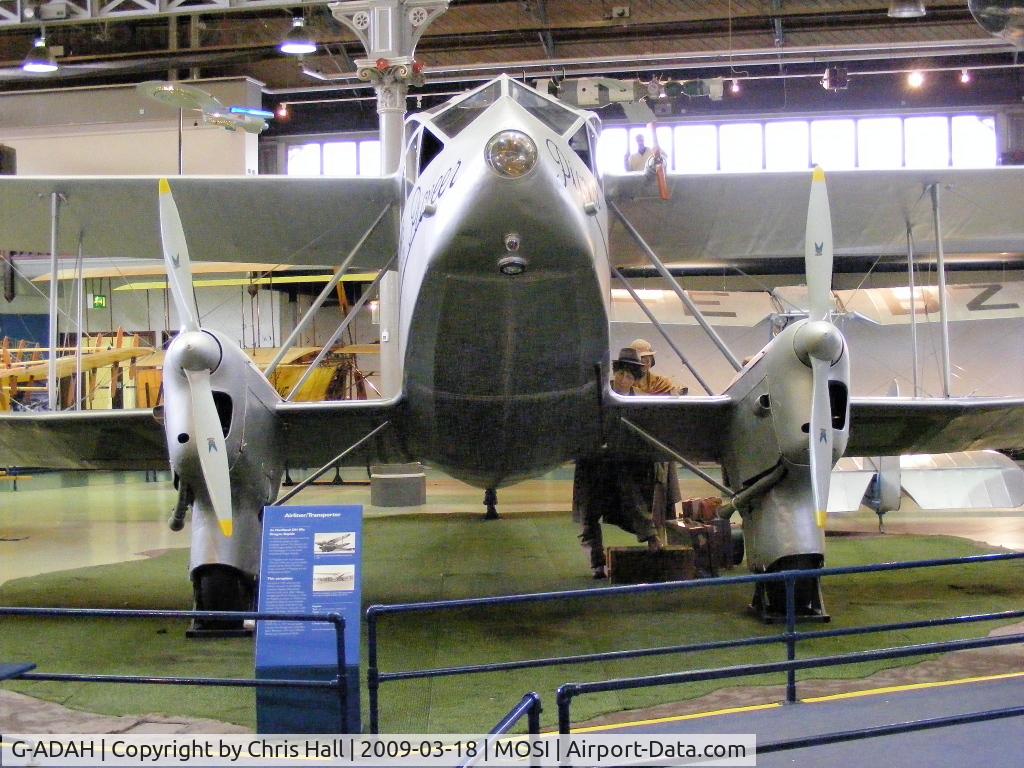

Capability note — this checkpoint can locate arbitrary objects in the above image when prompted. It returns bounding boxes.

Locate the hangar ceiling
[0,1,1018,98]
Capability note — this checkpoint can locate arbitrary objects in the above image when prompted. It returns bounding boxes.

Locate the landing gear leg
[483,487,499,520]
[877,511,887,534]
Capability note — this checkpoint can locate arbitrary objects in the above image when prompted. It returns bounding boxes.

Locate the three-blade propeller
[158,178,233,537]
[798,167,842,529]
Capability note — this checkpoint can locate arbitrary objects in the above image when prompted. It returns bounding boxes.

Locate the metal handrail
[0,606,350,731]
[367,552,1024,733]
[456,693,543,768]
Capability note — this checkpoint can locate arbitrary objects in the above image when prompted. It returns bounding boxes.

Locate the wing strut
[274,420,392,505]
[264,202,393,379]
[929,182,953,397]
[610,263,714,395]
[620,416,732,495]
[609,200,743,371]
[284,253,397,402]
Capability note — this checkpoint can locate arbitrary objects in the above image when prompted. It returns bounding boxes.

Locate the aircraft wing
[601,393,734,462]
[0,176,400,269]
[606,167,1024,266]
[846,396,1024,456]
[275,397,406,468]
[0,349,151,383]
[0,409,165,469]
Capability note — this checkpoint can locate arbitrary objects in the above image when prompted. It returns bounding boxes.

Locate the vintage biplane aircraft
[2,76,1024,622]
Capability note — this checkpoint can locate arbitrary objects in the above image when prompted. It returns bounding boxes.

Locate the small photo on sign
[313,532,355,555]
[312,565,355,592]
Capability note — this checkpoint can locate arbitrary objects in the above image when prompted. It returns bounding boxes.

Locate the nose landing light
[486,130,538,178]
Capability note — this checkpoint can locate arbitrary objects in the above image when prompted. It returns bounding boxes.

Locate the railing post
[528,693,541,735]
[556,685,573,734]
[330,613,348,732]
[785,576,797,704]
[367,607,381,734]
[528,694,542,768]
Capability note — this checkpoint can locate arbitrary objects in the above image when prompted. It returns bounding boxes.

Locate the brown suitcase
[606,545,696,584]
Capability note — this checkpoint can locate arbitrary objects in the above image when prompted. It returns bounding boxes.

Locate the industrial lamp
[888,1,926,18]
[22,32,58,73]
[279,17,316,55]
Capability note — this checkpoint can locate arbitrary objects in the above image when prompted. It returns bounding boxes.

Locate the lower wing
[847,396,1024,456]
[0,410,165,469]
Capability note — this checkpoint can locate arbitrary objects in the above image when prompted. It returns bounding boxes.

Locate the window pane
[359,140,381,176]
[904,116,950,169]
[858,117,903,169]
[811,119,856,170]
[952,115,997,167]
[509,81,580,135]
[673,125,718,172]
[432,82,502,138]
[287,143,321,176]
[719,123,763,171]
[765,121,810,171]
[596,127,628,175]
[323,142,357,176]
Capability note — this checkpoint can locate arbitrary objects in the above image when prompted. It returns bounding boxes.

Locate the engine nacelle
[163,329,283,611]
[721,318,851,575]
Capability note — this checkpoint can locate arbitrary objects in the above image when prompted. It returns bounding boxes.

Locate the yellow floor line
[572,671,1024,733]
[800,669,1024,703]
[567,703,783,733]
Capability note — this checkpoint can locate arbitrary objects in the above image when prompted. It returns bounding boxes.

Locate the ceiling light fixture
[907,70,925,88]
[730,78,740,94]
[276,102,290,119]
[821,65,849,91]
[960,68,971,84]
[888,1,926,18]
[279,17,316,55]
[21,31,58,73]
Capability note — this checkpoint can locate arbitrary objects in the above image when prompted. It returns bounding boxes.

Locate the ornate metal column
[330,0,448,174]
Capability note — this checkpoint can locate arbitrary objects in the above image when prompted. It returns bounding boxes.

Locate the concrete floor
[4,466,1024,588]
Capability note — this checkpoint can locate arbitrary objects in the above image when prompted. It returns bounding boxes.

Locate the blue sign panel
[255,505,363,733]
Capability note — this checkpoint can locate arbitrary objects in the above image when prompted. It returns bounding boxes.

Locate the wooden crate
[607,545,696,584]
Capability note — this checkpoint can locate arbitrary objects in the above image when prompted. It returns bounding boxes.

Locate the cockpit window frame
[508,80,585,136]
[428,81,504,140]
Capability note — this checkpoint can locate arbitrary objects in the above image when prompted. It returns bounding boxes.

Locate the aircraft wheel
[191,564,253,633]
[731,527,745,566]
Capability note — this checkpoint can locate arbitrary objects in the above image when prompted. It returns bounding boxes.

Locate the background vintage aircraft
[2,76,1024,623]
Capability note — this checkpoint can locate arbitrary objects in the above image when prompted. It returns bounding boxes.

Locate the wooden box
[606,545,696,584]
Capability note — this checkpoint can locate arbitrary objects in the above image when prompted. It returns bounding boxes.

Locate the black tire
[192,564,253,631]
[731,527,745,566]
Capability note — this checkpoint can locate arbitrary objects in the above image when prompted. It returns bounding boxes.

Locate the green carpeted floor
[1,511,1022,732]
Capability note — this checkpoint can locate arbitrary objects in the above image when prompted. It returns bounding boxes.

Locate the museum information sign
[255,505,363,733]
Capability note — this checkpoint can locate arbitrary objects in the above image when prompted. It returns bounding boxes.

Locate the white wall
[1,122,256,176]
[0,78,265,345]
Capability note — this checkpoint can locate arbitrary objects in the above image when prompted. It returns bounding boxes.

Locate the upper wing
[275,397,406,468]
[847,396,1024,456]
[602,392,734,462]
[606,167,1024,266]
[0,409,165,469]
[0,175,400,268]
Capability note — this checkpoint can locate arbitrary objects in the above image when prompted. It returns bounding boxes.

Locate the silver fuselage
[395,85,610,488]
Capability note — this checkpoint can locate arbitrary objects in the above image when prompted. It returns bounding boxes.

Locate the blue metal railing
[367,552,1024,733]
[455,693,542,768]
[0,606,351,731]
